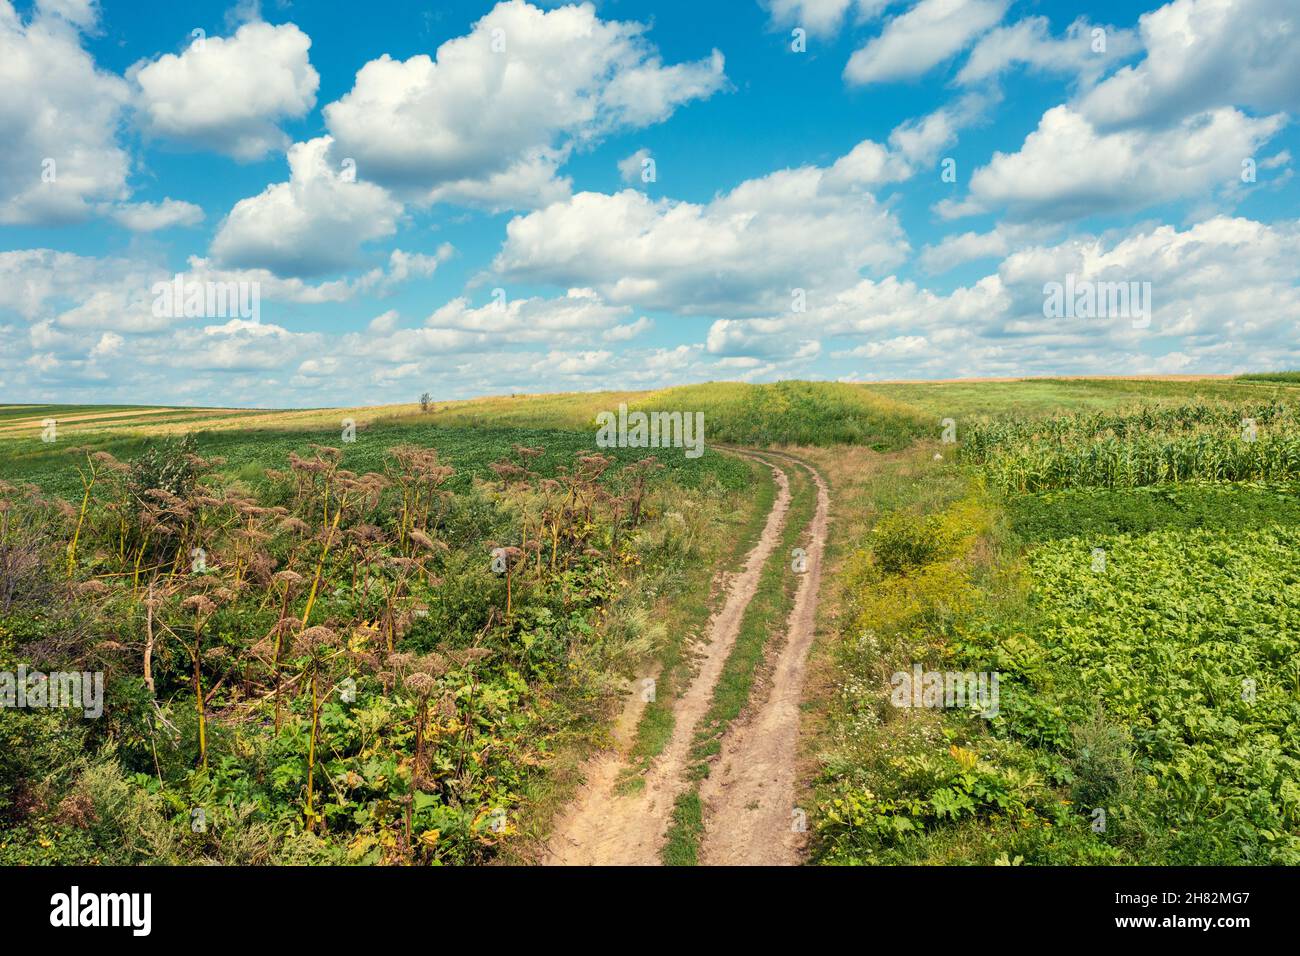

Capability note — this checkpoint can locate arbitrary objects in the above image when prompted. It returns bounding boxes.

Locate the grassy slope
[0,379,924,463]
[863,377,1299,420]
[6,376,1290,440]
[402,381,927,449]
[11,377,1284,477]
[0,381,923,499]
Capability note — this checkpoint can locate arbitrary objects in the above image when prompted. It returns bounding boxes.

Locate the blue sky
[2,0,1298,407]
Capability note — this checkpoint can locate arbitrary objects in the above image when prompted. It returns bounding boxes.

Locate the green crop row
[961,400,1290,460]
[973,431,1300,492]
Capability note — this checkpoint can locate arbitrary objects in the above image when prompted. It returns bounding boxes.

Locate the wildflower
[181,595,216,618]
[293,625,339,657]
[274,570,305,589]
[408,529,441,552]
[404,672,436,698]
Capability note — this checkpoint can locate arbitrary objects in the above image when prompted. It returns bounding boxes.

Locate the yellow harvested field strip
[0,404,440,439]
[0,407,248,435]
[128,404,432,436]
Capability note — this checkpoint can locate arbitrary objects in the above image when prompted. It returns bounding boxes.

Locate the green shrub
[870,513,947,574]
[128,433,201,504]
[1067,708,1138,810]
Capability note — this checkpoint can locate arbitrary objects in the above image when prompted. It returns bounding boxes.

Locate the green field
[808,378,1300,865]
[3,376,1298,866]
[1,396,757,863]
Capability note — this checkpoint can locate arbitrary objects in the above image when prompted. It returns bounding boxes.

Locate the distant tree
[419,392,432,413]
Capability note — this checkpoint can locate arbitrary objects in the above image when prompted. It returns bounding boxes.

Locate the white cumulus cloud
[845,0,1007,86]
[322,0,725,210]
[210,136,403,277]
[956,16,1140,86]
[941,105,1286,221]
[108,199,205,232]
[493,141,911,316]
[131,21,319,161]
[1078,0,1300,129]
[0,0,130,224]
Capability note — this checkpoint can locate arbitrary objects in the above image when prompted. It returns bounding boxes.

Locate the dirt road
[697,453,830,865]
[543,455,793,865]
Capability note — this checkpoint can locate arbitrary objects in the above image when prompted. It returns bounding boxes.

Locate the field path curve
[543,453,792,865]
[698,451,830,866]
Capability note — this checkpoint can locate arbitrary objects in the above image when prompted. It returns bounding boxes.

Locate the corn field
[960,401,1300,492]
